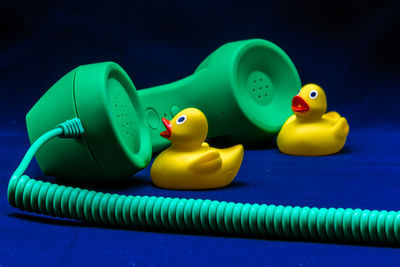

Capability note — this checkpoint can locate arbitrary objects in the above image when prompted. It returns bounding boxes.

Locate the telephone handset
[26,39,300,182]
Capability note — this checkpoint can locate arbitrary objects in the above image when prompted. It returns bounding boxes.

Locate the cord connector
[57,118,84,138]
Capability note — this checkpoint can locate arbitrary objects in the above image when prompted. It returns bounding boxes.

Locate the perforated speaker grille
[108,77,140,154]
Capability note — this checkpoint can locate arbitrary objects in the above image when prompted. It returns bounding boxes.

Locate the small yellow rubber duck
[277,84,349,156]
[151,108,244,190]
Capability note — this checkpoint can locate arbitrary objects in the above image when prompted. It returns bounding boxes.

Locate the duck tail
[220,145,244,169]
[334,117,349,138]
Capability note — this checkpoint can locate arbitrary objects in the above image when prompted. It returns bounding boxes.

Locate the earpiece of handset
[26,62,152,183]
[138,39,301,152]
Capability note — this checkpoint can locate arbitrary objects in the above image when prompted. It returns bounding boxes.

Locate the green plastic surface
[8,122,400,244]
[26,62,152,182]
[139,39,301,151]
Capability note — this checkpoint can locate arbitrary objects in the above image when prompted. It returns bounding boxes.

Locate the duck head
[160,108,208,150]
[292,83,327,119]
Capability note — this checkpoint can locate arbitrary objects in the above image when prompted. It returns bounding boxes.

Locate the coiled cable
[7,119,400,244]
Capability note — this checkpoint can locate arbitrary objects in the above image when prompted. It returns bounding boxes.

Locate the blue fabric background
[1,0,400,266]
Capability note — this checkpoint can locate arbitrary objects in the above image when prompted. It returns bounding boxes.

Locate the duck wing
[189,149,222,173]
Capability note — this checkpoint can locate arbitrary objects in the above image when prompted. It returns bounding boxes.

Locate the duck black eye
[176,115,187,125]
[309,90,318,99]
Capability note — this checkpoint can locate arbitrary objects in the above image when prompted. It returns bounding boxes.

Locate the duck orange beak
[292,95,310,113]
[160,118,172,139]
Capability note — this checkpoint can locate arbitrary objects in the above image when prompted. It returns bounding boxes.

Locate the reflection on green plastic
[8,121,400,245]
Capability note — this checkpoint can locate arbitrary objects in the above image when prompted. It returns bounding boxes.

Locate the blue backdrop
[1,0,400,266]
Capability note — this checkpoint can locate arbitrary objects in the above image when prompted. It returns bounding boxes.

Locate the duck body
[151,108,244,190]
[151,144,243,189]
[278,114,349,156]
[277,84,349,156]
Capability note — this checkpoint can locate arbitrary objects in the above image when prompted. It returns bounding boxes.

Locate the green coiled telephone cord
[7,119,400,244]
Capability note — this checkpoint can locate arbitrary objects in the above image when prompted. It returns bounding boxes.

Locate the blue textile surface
[1,0,400,266]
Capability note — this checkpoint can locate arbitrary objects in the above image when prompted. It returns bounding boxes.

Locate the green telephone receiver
[26,39,300,182]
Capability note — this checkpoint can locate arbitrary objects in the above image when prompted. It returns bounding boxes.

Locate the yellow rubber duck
[151,108,244,190]
[277,84,349,156]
